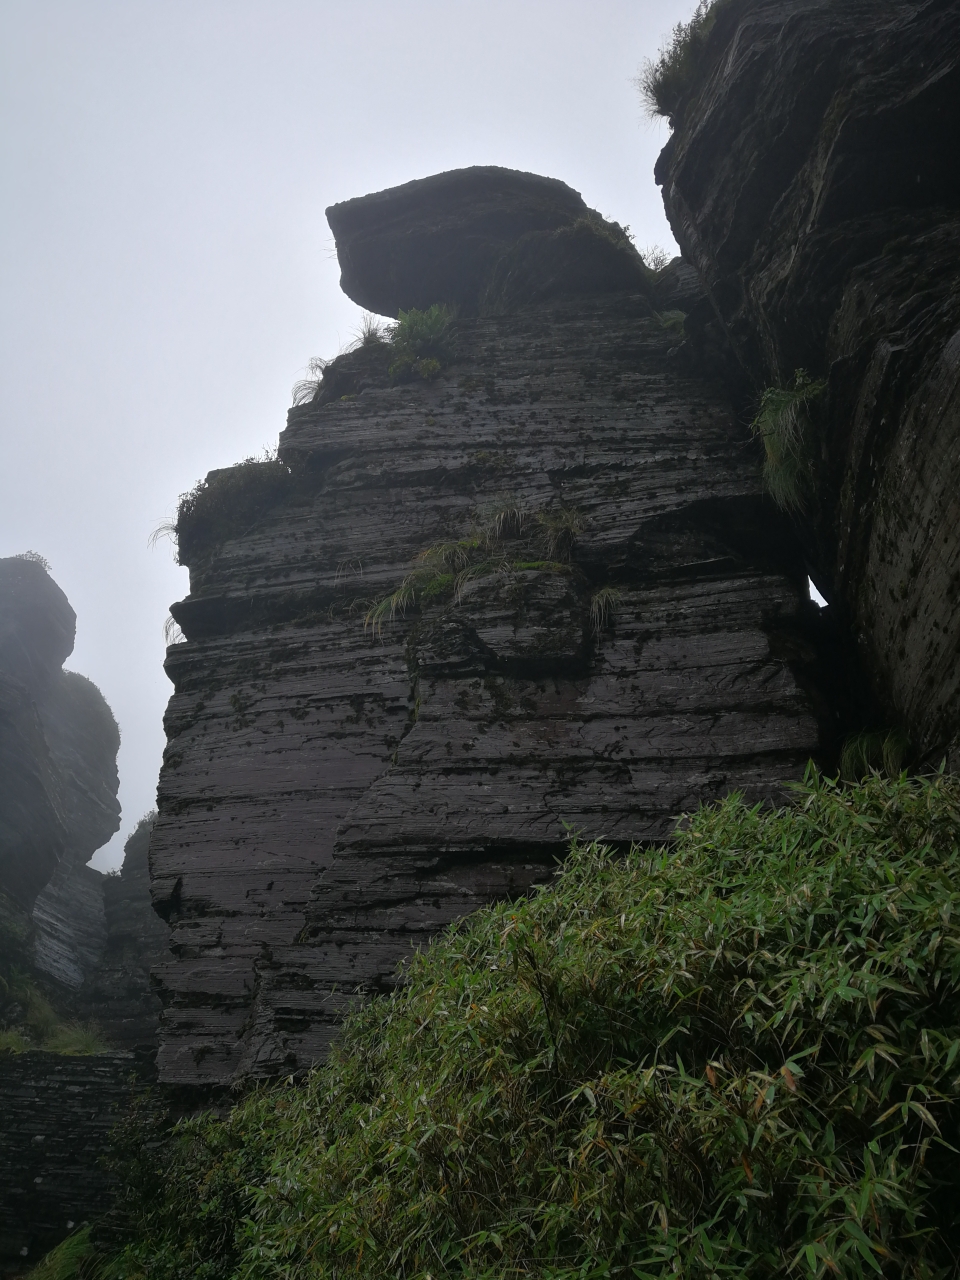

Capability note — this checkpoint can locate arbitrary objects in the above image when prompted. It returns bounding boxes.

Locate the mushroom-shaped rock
[326,165,593,316]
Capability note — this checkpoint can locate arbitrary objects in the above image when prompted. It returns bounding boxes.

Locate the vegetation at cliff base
[46,769,960,1279]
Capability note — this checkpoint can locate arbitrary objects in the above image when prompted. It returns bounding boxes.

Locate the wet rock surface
[153,273,829,1084]
[655,0,960,758]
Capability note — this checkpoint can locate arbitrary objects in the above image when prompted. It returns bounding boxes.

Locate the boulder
[326,165,593,315]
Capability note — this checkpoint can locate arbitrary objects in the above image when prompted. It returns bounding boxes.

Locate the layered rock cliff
[654,0,960,761]
[151,169,836,1086]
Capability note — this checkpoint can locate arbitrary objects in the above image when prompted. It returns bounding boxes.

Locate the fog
[0,0,692,869]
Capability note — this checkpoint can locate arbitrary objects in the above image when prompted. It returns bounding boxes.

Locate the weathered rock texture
[655,0,960,759]
[79,817,168,1049]
[327,166,596,316]
[31,670,122,988]
[152,171,834,1084]
[0,1050,155,1271]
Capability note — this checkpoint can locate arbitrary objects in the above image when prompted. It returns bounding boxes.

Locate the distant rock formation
[0,555,167,1039]
[151,167,835,1086]
[0,557,76,908]
[0,559,168,1269]
[31,668,121,988]
[654,0,960,762]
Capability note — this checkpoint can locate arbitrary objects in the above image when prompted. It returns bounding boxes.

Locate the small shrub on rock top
[67,769,960,1279]
[388,304,452,382]
[637,0,731,122]
[168,453,293,565]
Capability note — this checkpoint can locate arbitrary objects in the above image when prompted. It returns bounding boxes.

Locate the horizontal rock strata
[153,285,829,1084]
[655,0,960,757]
[0,1050,154,1270]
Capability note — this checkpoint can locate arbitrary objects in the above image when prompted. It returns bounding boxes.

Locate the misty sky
[1,0,694,869]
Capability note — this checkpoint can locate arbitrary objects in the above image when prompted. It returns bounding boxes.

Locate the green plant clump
[388,304,452,382]
[637,0,729,121]
[163,453,293,566]
[68,769,960,1279]
[750,368,827,512]
[364,504,578,635]
[841,730,912,784]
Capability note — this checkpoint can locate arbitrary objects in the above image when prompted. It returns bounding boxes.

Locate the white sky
[0,0,693,869]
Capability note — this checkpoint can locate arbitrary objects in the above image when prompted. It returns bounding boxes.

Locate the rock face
[654,0,960,759]
[31,670,122,988]
[0,1050,155,1270]
[79,816,168,1049]
[328,166,597,315]
[0,559,75,907]
[151,169,833,1085]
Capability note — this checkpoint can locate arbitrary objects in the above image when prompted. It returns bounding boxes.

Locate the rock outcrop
[654,0,960,760]
[0,556,166,1038]
[151,168,835,1085]
[0,559,75,908]
[327,167,596,315]
[31,670,122,988]
[78,816,168,1049]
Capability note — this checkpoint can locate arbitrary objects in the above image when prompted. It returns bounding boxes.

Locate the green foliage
[841,730,911,783]
[24,1227,96,1280]
[42,1020,110,1055]
[364,504,578,635]
[388,304,452,382]
[166,453,293,565]
[637,0,728,121]
[90,770,960,1278]
[657,308,687,335]
[0,1027,31,1052]
[750,369,827,512]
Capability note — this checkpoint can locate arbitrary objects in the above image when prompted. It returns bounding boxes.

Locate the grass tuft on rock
[74,769,960,1279]
[637,0,729,122]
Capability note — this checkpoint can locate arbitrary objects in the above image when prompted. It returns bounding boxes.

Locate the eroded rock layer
[153,286,829,1085]
[655,0,960,758]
